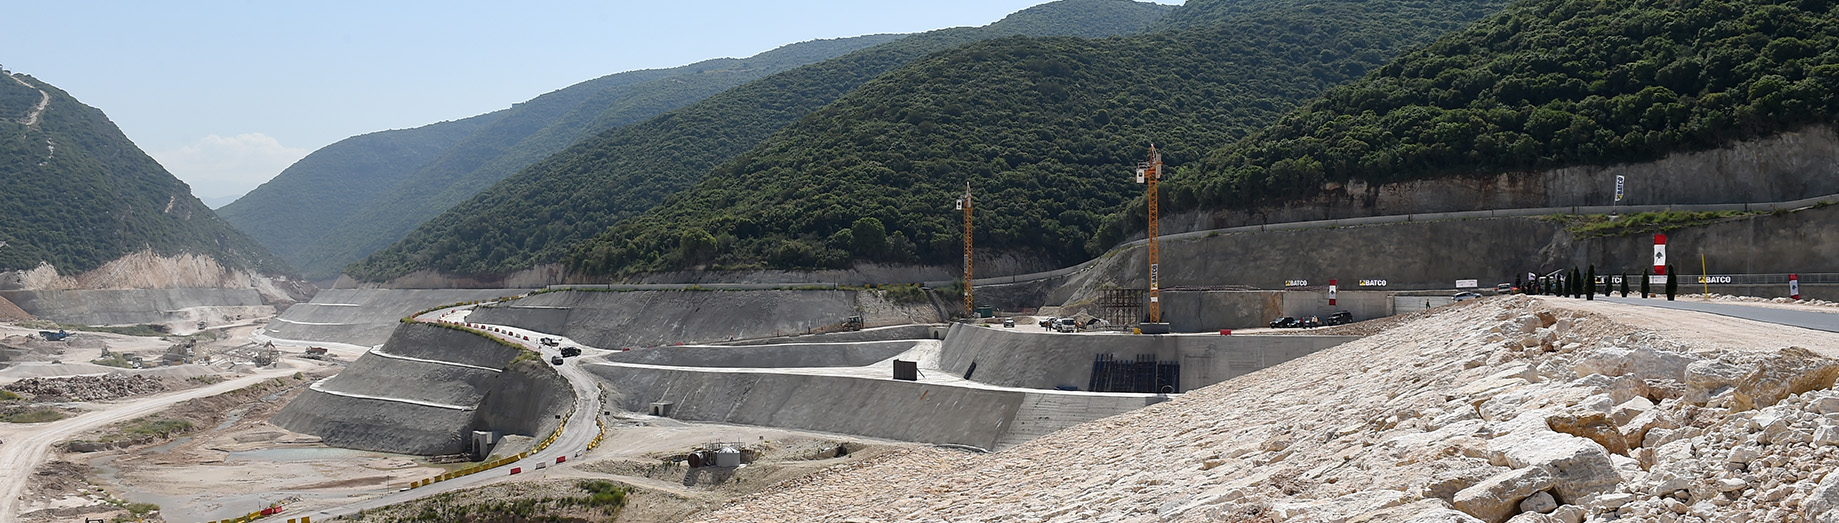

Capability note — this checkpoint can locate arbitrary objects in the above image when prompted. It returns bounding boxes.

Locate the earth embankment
[261,288,521,347]
[271,322,570,455]
[468,288,936,348]
[0,288,269,330]
[602,340,918,368]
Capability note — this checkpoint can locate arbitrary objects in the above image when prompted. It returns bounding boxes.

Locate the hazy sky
[2,1,1180,206]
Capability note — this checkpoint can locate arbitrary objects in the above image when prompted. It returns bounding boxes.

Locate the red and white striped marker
[1792,274,1801,300]
[1328,279,1338,306]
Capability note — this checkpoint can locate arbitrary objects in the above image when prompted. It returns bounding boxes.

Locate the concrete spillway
[272,322,570,455]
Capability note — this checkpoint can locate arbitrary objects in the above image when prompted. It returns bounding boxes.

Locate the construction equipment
[957,182,974,316]
[37,330,69,341]
[1135,146,1168,330]
[842,315,864,331]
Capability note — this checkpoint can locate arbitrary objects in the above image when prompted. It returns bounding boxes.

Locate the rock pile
[3,374,166,401]
[689,296,1839,522]
[1708,293,1839,308]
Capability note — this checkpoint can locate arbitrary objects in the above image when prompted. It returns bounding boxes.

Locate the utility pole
[1136,146,1163,325]
[959,183,974,315]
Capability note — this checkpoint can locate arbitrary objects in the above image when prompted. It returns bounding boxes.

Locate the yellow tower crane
[1137,146,1164,325]
[957,182,974,315]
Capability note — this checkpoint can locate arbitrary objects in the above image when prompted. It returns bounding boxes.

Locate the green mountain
[0,71,287,275]
[1161,0,1839,219]
[552,0,1509,277]
[347,0,1180,282]
[214,113,502,266]
[226,34,902,280]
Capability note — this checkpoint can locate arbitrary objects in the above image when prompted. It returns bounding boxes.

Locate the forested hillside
[347,0,1179,282]
[1152,0,1839,231]
[229,34,902,279]
[214,112,502,265]
[556,0,1509,277]
[0,72,287,275]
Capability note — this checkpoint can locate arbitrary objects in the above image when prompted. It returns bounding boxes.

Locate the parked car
[1002,317,1015,328]
[1298,316,1323,328]
[1453,291,1482,301]
[1269,316,1299,329]
[1495,283,1515,295]
[550,356,564,365]
[559,346,581,358]
[1055,318,1079,333]
[1325,311,1353,325]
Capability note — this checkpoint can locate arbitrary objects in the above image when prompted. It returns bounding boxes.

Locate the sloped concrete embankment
[263,288,522,347]
[0,288,269,328]
[589,364,1022,450]
[603,341,918,368]
[272,322,571,455]
[717,324,943,346]
[939,323,1358,392]
[468,289,919,348]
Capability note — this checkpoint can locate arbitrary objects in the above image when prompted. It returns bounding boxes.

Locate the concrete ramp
[263,288,521,346]
[468,289,877,348]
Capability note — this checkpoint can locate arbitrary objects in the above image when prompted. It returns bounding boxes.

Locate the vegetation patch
[1552,210,1758,238]
[371,480,629,522]
[1,406,68,423]
[0,390,21,401]
[90,353,135,368]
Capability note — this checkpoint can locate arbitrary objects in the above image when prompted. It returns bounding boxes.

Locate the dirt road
[0,366,302,523]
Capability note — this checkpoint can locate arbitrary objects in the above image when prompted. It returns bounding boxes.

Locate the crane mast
[959,182,973,315]
[1138,146,1163,324]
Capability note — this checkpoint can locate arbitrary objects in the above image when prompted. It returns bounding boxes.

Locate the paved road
[307,306,605,520]
[1599,296,1839,333]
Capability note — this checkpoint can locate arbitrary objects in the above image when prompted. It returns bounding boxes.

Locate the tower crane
[1136,146,1164,326]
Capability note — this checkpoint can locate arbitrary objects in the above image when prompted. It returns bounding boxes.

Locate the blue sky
[2,1,1179,205]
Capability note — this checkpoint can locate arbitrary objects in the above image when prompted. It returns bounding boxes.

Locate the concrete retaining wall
[269,389,475,455]
[718,324,943,346]
[264,288,521,347]
[588,364,1023,450]
[603,341,919,368]
[938,323,1358,392]
[468,289,868,348]
[0,288,266,326]
[1169,125,1839,234]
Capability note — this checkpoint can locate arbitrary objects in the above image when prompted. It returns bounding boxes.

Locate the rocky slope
[690,296,1839,522]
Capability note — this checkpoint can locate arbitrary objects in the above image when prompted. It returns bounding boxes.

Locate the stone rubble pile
[2,374,166,401]
[1707,293,1839,308]
[690,296,1839,522]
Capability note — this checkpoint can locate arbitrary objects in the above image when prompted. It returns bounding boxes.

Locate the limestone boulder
[1487,432,1623,503]
[1572,346,1698,382]
[1731,347,1839,411]
[1545,411,1628,456]
[1453,466,1553,523]
[1270,489,1410,523]
[1684,359,1747,405]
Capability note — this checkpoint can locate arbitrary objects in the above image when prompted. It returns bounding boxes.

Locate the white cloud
[151,133,309,204]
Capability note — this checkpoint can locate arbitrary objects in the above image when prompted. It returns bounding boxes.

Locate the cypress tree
[1641,268,1651,298]
[1586,264,1596,300]
[1620,272,1629,297]
[1666,265,1677,300]
[1571,268,1581,297]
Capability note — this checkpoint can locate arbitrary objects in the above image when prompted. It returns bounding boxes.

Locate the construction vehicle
[559,346,581,358]
[842,316,863,331]
[38,330,69,341]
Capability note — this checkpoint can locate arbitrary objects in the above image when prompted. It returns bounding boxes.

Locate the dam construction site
[15,1,1839,520]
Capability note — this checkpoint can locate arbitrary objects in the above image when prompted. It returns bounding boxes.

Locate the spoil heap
[692,296,1839,522]
[2,374,167,401]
